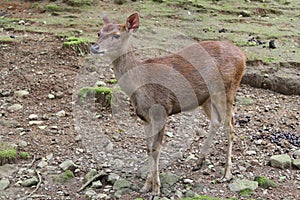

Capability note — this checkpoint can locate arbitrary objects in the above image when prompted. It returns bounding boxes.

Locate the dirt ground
[0,0,299,200]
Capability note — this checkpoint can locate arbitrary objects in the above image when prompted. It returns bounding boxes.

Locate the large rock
[0,178,10,190]
[229,179,258,192]
[0,164,17,178]
[14,90,29,98]
[59,160,78,172]
[292,159,300,169]
[108,173,120,184]
[160,172,179,188]
[113,178,130,190]
[7,104,23,112]
[21,177,38,187]
[270,154,291,169]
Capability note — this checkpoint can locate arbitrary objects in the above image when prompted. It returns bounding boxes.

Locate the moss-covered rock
[254,176,277,188]
[78,86,113,106]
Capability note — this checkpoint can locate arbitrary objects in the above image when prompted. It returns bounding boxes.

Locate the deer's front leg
[140,104,166,195]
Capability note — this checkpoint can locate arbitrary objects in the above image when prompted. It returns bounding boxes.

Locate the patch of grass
[62,170,75,180]
[19,152,30,159]
[108,79,118,84]
[64,0,96,7]
[45,4,63,12]
[63,37,89,55]
[78,86,113,105]
[0,145,17,165]
[239,188,253,197]
[254,176,277,188]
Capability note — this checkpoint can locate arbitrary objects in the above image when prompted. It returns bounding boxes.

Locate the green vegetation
[62,170,75,180]
[0,149,17,160]
[53,170,75,183]
[78,86,113,105]
[64,0,96,7]
[44,4,63,12]
[63,37,89,55]
[254,176,277,188]
[108,79,118,84]
[239,188,253,197]
[19,152,30,159]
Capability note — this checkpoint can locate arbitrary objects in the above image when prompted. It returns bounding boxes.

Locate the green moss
[45,4,63,12]
[254,176,277,188]
[108,79,118,84]
[0,149,17,160]
[64,0,96,7]
[239,188,253,197]
[19,152,30,159]
[78,86,113,105]
[62,170,75,179]
[63,37,89,55]
[63,36,88,45]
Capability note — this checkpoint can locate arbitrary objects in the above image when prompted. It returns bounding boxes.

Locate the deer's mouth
[90,44,105,55]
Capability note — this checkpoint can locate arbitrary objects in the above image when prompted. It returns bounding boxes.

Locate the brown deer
[91,13,246,195]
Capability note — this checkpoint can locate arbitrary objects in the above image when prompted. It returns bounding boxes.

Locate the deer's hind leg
[194,97,224,171]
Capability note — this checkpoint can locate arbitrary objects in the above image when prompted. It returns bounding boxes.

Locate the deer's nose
[90,44,100,54]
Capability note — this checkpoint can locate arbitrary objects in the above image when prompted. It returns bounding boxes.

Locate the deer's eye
[97,33,100,37]
[112,34,120,39]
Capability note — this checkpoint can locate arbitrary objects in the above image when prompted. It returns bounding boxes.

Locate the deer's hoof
[140,185,151,193]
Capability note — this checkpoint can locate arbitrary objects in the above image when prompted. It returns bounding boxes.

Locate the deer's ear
[103,13,111,24]
[125,13,139,32]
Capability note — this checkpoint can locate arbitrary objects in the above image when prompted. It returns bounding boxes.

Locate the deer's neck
[112,49,139,80]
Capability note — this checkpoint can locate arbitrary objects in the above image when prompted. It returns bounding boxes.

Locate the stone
[292,159,300,169]
[56,110,66,117]
[7,104,23,112]
[165,131,174,137]
[21,177,38,187]
[105,141,114,152]
[85,169,97,181]
[0,164,17,178]
[183,178,193,184]
[160,172,179,188]
[37,160,48,168]
[48,94,55,99]
[185,190,197,198]
[108,173,120,184]
[91,180,102,188]
[19,140,28,147]
[293,150,300,159]
[14,90,29,98]
[113,178,130,190]
[29,120,44,125]
[229,179,258,192]
[85,189,97,198]
[0,178,10,190]
[175,190,183,198]
[28,114,38,120]
[109,159,124,170]
[270,154,291,169]
[245,150,256,156]
[59,160,78,172]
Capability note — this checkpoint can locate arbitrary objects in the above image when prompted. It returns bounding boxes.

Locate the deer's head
[90,13,139,59]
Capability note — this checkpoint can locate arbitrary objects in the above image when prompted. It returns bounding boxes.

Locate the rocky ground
[0,0,300,200]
